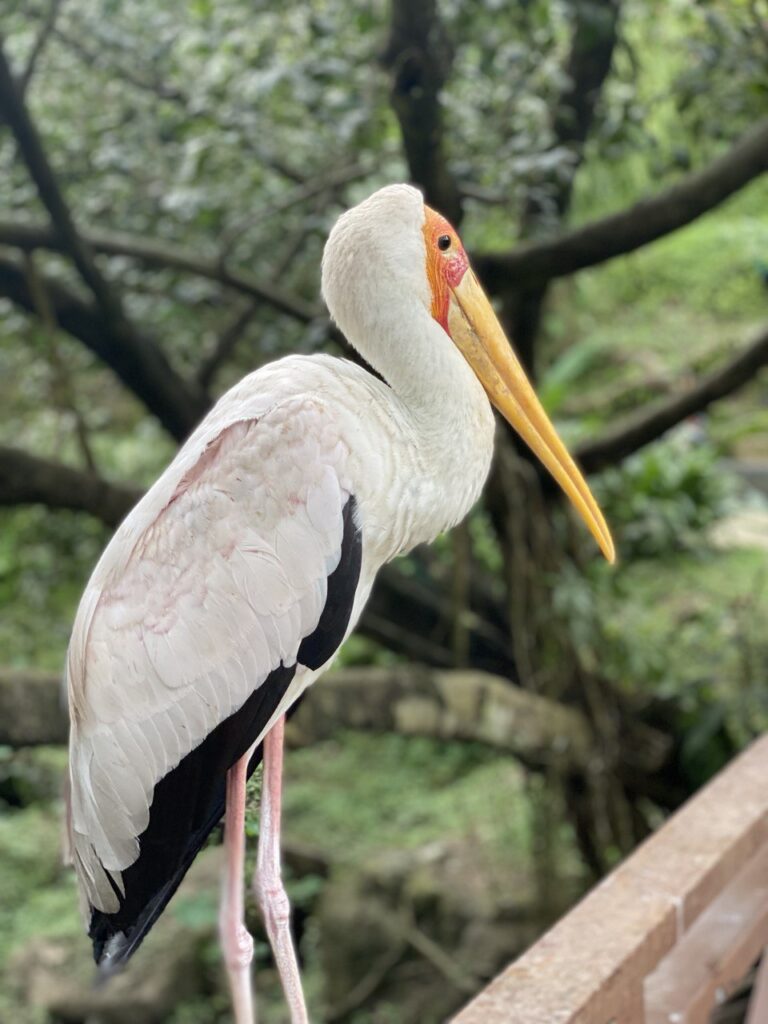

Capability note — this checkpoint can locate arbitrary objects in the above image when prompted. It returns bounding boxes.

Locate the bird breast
[324,356,496,565]
[212,352,495,569]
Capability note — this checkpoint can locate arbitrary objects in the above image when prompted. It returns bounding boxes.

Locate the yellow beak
[449,270,615,563]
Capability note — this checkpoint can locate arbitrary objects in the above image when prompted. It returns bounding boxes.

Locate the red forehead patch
[422,207,469,333]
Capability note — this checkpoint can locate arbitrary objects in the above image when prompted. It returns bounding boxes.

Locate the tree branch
[1,38,139,333]
[52,25,186,105]
[0,252,207,438]
[382,0,462,224]
[364,556,517,678]
[196,301,258,390]
[0,665,666,780]
[476,117,768,291]
[22,252,97,471]
[524,0,622,228]
[0,218,321,324]
[575,323,768,472]
[0,668,67,746]
[3,113,764,348]
[18,0,65,97]
[0,445,513,671]
[0,38,209,440]
[0,445,141,526]
[289,667,597,771]
[503,0,621,371]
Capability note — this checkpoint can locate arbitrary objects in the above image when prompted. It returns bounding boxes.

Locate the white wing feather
[68,378,354,913]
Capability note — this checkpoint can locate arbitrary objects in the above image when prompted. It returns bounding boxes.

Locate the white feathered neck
[322,185,485,415]
[321,183,496,551]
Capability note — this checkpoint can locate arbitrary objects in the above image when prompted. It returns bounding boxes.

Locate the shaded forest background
[0,0,767,1021]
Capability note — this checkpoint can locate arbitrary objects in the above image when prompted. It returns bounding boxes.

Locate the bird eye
[437,234,451,252]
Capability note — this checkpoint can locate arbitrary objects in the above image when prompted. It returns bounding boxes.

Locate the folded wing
[67,394,361,968]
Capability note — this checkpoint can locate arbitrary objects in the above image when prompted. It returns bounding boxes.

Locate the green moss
[0,807,81,962]
[282,732,529,867]
[593,547,768,732]
[542,177,768,436]
[0,507,108,670]
[0,806,84,1022]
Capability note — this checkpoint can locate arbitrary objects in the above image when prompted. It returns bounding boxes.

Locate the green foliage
[577,179,768,323]
[579,0,768,209]
[171,885,221,931]
[562,546,768,741]
[335,632,401,668]
[593,437,735,559]
[0,1,763,689]
[0,746,67,808]
[282,732,528,869]
[0,507,108,668]
[0,806,81,969]
[0,1,767,1018]
[0,507,109,667]
[672,0,768,137]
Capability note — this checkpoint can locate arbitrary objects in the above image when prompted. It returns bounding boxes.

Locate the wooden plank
[645,842,768,1023]
[745,950,768,1024]
[451,735,768,1024]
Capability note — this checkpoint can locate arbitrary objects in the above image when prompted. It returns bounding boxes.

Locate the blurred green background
[0,0,767,1021]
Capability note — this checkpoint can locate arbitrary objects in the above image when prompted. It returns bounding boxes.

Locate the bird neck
[349,302,496,553]
[352,299,481,418]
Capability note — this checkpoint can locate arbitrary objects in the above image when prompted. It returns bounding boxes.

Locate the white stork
[66,184,614,1023]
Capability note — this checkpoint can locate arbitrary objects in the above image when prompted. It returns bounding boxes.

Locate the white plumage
[66,183,610,1023]
[69,381,353,911]
[69,186,497,910]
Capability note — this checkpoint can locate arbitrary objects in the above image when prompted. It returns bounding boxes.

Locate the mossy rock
[317,837,563,1024]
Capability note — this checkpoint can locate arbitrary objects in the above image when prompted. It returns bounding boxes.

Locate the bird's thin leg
[254,715,309,1024]
[220,753,256,1024]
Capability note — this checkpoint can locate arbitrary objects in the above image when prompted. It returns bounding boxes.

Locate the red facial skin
[422,206,469,334]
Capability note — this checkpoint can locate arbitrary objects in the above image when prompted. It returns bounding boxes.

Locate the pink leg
[220,754,255,1024]
[254,716,309,1024]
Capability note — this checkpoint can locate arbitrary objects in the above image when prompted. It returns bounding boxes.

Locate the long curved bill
[449,269,615,563]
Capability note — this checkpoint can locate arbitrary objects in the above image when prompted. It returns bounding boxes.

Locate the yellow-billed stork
[66,184,614,1024]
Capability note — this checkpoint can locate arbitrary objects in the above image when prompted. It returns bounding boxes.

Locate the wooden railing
[452,734,768,1024]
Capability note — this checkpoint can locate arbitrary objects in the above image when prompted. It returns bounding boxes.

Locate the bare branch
[22,252,97,471]
[52,26,186,105]
[0,664,672,786]
[403,920,481,995]
[18,0,65,97]
[217,160,374,259]
[576,323,768,472]
[0,443,513,673]
[196,301,258,390]
[0,445,140,526]
[0,40,209,439]
[0,668,67,746]
[476,118,768,290]
[0,252,207,438]
[382,0,462,223]
[0,218,321,324]
[0,663,590,773]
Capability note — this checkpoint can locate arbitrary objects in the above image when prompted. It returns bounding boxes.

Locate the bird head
[322,184,614,563]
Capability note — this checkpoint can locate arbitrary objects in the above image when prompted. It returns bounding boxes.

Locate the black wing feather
[90,495,362,973]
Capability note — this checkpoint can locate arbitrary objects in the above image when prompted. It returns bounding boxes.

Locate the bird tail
[87,665,297,974]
